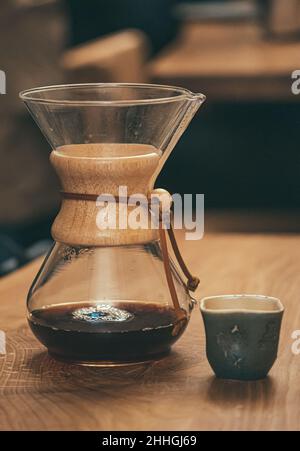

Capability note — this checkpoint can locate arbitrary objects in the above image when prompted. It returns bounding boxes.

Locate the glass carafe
[20,83,205,365]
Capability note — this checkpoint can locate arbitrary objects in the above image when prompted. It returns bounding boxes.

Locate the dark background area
[160,101,300,208]
[66,0,179,54]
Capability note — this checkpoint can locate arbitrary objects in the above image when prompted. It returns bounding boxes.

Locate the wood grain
[150,22,300,101]
[0,231,300,430]
[51,144,160,245]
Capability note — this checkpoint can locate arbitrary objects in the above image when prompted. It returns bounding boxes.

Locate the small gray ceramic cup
[200,294,284,381]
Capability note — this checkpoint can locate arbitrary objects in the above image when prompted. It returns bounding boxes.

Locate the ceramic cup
[200,294,284,381]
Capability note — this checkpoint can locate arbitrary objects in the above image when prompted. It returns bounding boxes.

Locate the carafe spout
[189,92,206,103]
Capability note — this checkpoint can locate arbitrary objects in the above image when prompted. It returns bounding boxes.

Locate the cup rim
[200,294,284,314]
[19,82,206,107]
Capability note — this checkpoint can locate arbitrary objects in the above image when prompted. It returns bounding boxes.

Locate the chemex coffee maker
[20,83,205,366]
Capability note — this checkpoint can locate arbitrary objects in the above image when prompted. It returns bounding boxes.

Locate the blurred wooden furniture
[267,0,300,36]
[205,209,300,233]
[62,29,149,83]
[150,21,300,101]
[0,0,64,226]
[0,229,300,430]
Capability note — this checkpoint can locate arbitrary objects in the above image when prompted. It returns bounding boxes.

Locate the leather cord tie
[61,189,200,317]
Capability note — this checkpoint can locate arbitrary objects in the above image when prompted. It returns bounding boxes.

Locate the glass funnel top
[19,83,205,158]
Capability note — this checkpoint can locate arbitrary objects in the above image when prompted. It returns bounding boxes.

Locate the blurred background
[0,0,300,275]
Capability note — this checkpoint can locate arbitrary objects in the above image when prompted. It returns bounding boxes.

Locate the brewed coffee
[28,301,188,364]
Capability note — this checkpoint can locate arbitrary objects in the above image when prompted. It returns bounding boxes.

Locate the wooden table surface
[150,22,300,101]
[0,231,300,431]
